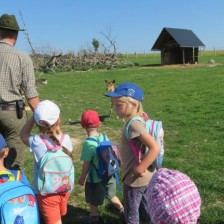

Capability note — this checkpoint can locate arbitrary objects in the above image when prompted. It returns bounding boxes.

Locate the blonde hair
[118,96,147,120]
[39,121,74,162]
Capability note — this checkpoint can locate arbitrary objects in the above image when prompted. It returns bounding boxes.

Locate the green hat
[0,14,24,31]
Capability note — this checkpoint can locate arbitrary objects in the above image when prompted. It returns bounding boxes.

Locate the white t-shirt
[28,134,73,194]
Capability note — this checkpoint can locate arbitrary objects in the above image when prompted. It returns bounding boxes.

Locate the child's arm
[78,161,90,186]
[134,133,160,175]
[20,116,35,146]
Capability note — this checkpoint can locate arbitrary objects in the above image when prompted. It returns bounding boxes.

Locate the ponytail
[39,120,74,162]
[62,146,74,162]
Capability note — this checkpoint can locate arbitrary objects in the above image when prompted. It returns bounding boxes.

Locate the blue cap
[0,134,7,150]
[105,82,144,102]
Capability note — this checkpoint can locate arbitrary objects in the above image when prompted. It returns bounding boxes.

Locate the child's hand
[78,177,85,186]
[134,165,146,177]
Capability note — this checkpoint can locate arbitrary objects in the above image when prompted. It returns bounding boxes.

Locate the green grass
[24,53,224,223]
[121,49,224,66]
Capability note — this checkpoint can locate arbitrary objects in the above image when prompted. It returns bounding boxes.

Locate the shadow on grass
[68,120,81,125]
[39,205,88,224]
[140,63,161,67]
[62,205,88,223]
[99,115,110,122]
[61,203,124,224]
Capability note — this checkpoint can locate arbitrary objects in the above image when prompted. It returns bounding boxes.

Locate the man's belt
[0,104,16,111]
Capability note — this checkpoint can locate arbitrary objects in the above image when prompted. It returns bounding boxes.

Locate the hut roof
[151,27,205,50]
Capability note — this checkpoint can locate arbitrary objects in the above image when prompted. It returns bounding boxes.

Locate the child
[148,168,202,224]
[0,134,30,185]
[20,100,74,224]
[105,82,160,224]
[78,110,124,224]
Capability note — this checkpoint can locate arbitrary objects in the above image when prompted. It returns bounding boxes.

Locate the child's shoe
[119,207,126,223]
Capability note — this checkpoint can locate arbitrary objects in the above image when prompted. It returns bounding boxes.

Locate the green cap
[0,14,24,31]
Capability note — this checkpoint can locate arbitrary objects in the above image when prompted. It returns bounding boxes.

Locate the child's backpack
[0,178,39,224]
[126,116,164,170]
[38,135,75,196]
[87,134,120,188]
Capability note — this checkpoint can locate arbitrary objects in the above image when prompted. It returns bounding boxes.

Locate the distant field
[24,52,224,223]
[120,49,224,66]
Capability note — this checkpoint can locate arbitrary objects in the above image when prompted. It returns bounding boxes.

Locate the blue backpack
[0,181,40,224]
[87,134,120,188]
[38,135,75,195]
[126,116,165,170]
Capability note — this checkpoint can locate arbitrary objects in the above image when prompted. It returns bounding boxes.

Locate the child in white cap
[20,100,74,224]
[0,134,30,184]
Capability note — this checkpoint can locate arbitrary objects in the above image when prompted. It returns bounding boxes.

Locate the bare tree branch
[100,27,117,54]
[19,10,36,55]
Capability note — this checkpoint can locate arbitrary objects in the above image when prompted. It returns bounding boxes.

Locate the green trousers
[0,110,27,170]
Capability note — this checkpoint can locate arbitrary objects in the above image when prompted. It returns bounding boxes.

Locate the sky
[1,0,224,54]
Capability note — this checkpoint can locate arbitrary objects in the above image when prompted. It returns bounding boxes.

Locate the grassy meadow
[24,51,224,223]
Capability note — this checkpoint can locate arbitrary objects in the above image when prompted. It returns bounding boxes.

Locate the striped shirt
[0,40,38,103]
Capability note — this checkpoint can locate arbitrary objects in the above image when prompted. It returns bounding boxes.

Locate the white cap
[0,134,7,150]
[34,100,60,126]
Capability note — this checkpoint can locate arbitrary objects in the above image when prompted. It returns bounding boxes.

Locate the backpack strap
[125,116,145,164]
[86,137,99,144]
[113,171,120,192]
[150,120,155,136]
[87,133,106,144]
[10,170,22,181]
[86,134,106,170]
[41,135,65,151]
[9,170,30,186]
[86,134,102,185]
[125,116,145,139]
[127,140,142,165]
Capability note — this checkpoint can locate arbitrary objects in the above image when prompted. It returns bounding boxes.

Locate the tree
[100,27,117,54]
[92,38,100,53]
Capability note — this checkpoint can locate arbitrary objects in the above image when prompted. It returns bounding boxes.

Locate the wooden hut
[151,27,205,65]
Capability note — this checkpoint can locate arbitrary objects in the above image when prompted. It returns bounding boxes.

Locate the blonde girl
[106,82,159,224]
[20,100,74,224]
